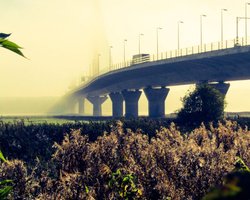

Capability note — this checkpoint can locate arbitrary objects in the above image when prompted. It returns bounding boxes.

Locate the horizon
[1,0,250,114]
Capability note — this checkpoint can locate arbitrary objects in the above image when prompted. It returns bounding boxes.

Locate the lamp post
[178,21,183,54]
[109,46,113,71]
[123,39,127,64]
[245,3,250,44]
[236,16,250,46]
[200,14,206,52]
[221,9,227,48]
[156,27,162,60]
[138,33,144,55]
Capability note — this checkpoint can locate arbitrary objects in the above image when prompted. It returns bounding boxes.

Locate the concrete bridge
[60,38,250,118]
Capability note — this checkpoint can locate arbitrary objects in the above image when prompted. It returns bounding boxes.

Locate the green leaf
[0,38,5,43]
[234,157,250,172]
[122,177,129,182]
[84,184,89,194]
[0,180,12,186]
[0,186,12,199]
[1,39,22,49]
[2,45,25,57]
[0,39,25,57]
[0,151,7,163]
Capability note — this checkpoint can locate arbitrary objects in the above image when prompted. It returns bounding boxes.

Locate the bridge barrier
[72,36,250,90]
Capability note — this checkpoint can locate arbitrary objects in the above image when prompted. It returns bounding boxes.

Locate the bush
[0,120,250,199]
[177,84,225,127]
[0,118,172,166]
[0,120,248,199]
[203,158,250,200]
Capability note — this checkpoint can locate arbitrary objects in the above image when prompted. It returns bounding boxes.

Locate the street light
[236,16,250,46]
[156,27,162,60]
[221,9,227,47]
[109,46,113,71]
[245,2,250,44]
[177,21,184,54]
[123,39,127,64]
[200,14,207,52]
[138,33,144,55]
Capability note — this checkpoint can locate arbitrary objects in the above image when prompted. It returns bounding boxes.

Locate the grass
[0,116,87,125]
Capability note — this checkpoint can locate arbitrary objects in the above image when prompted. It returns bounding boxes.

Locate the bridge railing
[110,36,249,68]
[149,37,248,62]
[73,36,250,90]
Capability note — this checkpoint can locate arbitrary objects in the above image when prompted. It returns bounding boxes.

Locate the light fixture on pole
[245,2,250,44]
[178,21,183,54]
[200,14,207,52]
[109,46,113,71]
[123,39,127,64]
[156,27,162,60]
[221,9,227,47]
[236,17,243,45]
[139,33,144,55]
[236,16,250,46]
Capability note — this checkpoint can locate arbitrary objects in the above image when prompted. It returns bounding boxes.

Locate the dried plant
[0,120,249,199]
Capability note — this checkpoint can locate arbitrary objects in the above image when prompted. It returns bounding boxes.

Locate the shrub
[35,121,250,199]
[203,158,250,200]
[177,84,225,127]
[0,151,12,200]
[0,120,249,199]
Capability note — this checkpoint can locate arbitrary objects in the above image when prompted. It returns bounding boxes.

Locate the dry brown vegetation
[0,120,250,199]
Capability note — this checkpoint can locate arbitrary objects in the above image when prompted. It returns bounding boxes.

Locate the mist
[0,97,60,116]
[1,0,250,115]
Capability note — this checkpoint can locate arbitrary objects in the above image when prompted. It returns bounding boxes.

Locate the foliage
[108,169,142,199]
[203,157,250,200]
[0,33,25,57]
[0,120,105,164]
[177,84,226,127]
[0,120,248,199]
[0,151,12,200]
[0,151,7,163]
[0,180,12,200]
[0,118,172,165]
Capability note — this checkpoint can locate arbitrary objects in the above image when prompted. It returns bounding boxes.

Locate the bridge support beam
[87,96,108,116]
[144,87,170,118]
[209,82,230,96]
[78,97,85,115]
[122,90,142,118]
[109,92,124,117]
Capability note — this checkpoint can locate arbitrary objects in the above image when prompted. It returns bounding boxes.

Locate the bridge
[58,37,250,118]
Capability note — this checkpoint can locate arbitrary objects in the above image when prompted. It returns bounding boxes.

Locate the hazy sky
[1,0,250,113]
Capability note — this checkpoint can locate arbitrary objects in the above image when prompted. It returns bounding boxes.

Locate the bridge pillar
[144,87,170,118]
[87,96,108,116]
[122,90,142,118]
[109,92,124,117]
[209,82,230,96]
[78,97,85,115]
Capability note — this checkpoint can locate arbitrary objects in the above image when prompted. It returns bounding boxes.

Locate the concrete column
[144,87,170,118]
[209,82,230,96]
[78,97,85,115]
[87,96,108,116]
[122,90,142,118]
[109,92,124,117]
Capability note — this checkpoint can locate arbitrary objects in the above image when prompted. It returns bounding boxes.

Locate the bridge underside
[73,46,250,97]
[62,46,250,117]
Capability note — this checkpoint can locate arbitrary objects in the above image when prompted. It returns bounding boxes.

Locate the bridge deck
[69,45,250,97]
